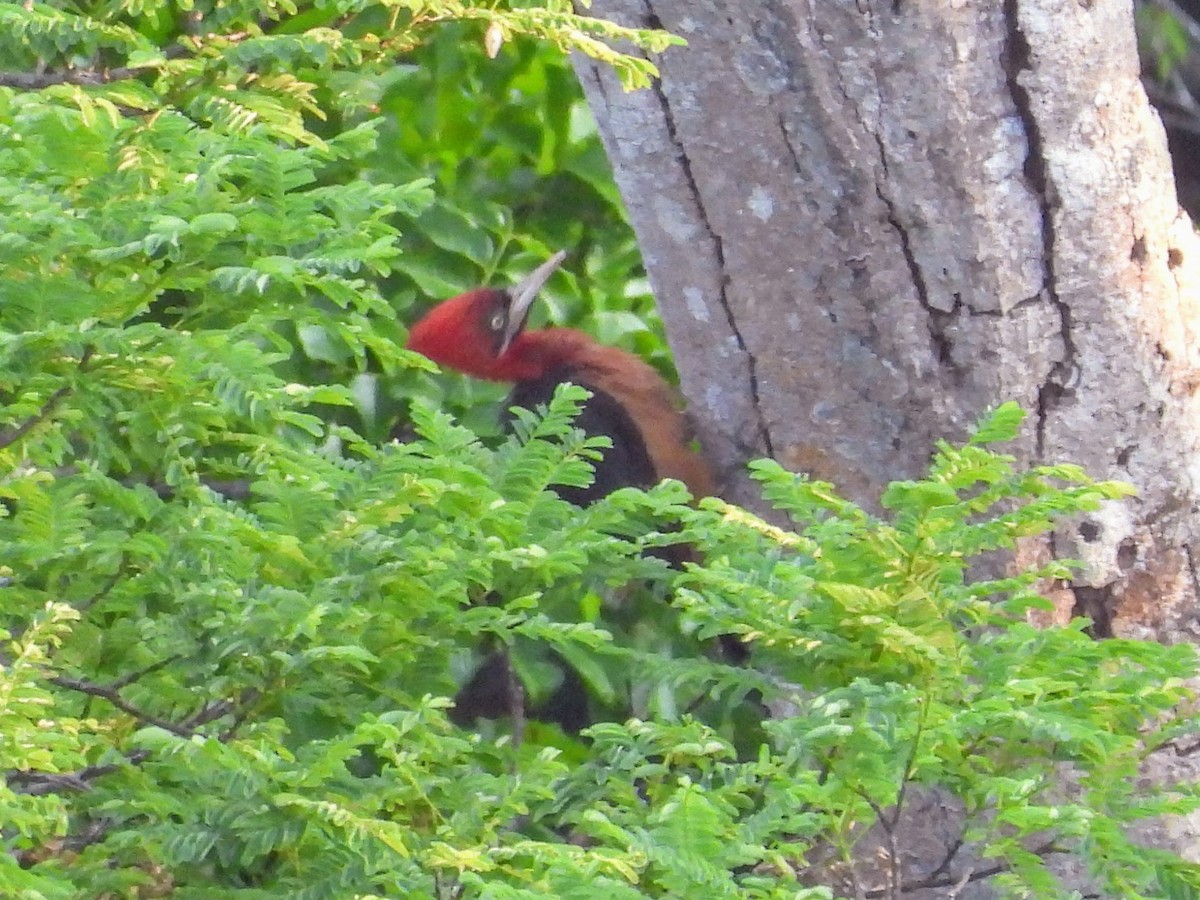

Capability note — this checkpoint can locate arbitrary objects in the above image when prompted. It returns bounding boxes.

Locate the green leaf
[968,401,1025,446]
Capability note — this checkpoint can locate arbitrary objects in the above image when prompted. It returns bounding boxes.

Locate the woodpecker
[406,252,734,729]
[405,251,715,505]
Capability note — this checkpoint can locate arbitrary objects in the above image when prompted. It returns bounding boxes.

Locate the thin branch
[945,865,975,899]
[49,674,194,738]
[888,696,928,830]
[503,650,526,755]
[9,686,259,796]
[926,836,966,883]
[0,385,70,450]
[185,687,259,734]
[185,697,237,730]
[0,67,137,89]
[45,466,255,501]
[862,839,1065,897]
[146,477,254,501]
[7,749,150,796]
[858,792,901,900]
[845,847,867,900]
[5,570,119,647]
[52,667,255,742]
[0,347,93,451]
[14,809,154,870]
[0,45,190,90]
[74,567,126,618]
[12,680,257,796]
[14,818,114,870]
[218,688,262,742]
[108,655,180,690]
[1165,737,1200,756]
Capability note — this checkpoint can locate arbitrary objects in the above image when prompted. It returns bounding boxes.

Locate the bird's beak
[500,250,567,354]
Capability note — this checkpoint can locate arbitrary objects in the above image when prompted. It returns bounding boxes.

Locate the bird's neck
[507,333,717,498]
[497,328,598,381]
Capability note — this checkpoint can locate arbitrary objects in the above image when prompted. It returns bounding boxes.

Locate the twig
[503,650,525,754]
[926,836,966,883]
[49,674,195,738]
[73,567,126,618]
[845,849,867,900]
[0,385,70,450]
[184,687,259,734]
[218,688,262,742]
[52,667,256,741]
[146,477,254,501]
[5,569,122,647]
[858,792,901,900]
[8,749,150,796]
[9,686,259,796]
[861,838,1064,897]
[0,45,189,90]
[1168,738,1200,756]
[946,865,974,899]
[12,680,258,796]
[0,347,93,451]
[0,67,140,89]
[888,696,928,830]
[44,466,255,501]
[108,655,180,690]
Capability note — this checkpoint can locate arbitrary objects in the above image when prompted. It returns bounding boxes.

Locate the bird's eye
[489,310,506,333]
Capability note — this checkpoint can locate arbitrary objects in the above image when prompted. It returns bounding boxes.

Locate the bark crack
[778,114,804,175]
[590,59,611,113]
[1184,543,1200,617]
[872,139,930,309]
[1002,0,1076,457]
[643,0,774,458]
[869,131,971,381]
[861,31,970,385]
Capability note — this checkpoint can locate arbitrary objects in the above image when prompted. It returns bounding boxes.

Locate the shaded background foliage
[373,22,673,439]
[1139,0,1200,219]
[1,2,1200,898]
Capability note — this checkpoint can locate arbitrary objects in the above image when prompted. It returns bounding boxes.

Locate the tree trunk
[575,0,1200,644]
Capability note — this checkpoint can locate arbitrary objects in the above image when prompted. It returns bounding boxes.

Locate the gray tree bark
[575,0,1200,644]
[576,0,1200,893]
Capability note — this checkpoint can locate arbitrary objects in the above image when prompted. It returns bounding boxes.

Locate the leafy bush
[4,381,1198,897]
[2,2,1199,898]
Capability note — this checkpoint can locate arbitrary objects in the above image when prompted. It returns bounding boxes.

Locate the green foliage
[667,404,1199,897]
[375,19,678,437]
[4,325,1199,898]
[1137,3,1192,83]
[1,2,1199,898]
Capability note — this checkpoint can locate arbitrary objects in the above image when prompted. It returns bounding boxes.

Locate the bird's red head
[406,251,568,382]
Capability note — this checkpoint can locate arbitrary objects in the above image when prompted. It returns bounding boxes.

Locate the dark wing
[506,369,657,507]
